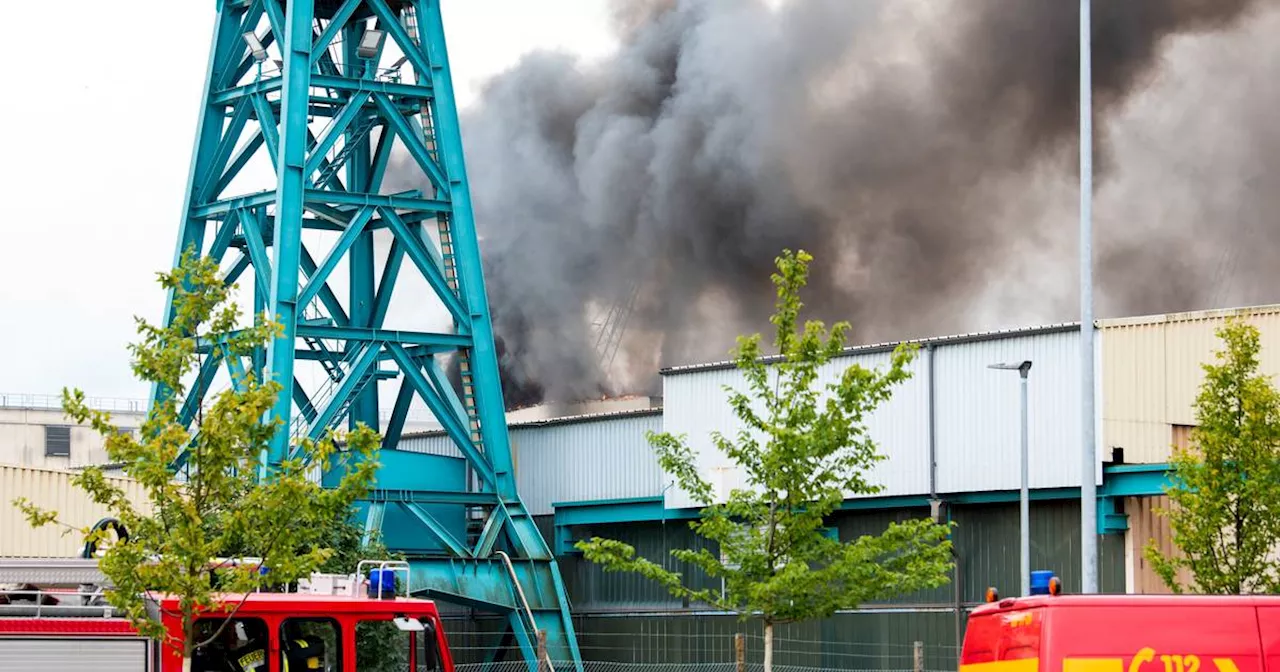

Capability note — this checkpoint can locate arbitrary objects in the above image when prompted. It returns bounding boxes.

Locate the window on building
[44,425,71,457]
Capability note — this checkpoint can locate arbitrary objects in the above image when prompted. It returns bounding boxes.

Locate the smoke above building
[435,0,1280,407]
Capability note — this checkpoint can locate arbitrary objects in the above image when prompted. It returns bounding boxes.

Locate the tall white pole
[1079,0,1098,594]
[1020,369,1031,596]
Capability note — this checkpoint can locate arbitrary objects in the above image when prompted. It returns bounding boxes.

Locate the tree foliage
[14,251,381,660]
[576,250,953,667]
[1146,318,1280,594]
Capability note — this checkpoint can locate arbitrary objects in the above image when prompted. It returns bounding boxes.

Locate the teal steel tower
[160,1,581,668]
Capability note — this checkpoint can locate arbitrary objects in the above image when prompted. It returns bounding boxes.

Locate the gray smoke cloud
[442,0,1278,407]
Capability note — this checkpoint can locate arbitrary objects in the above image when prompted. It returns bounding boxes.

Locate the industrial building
[2,304,1277,666]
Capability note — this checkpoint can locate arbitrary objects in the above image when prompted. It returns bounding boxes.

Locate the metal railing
[0,393,147,413]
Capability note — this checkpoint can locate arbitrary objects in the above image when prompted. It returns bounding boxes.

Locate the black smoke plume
[440,0,1276,408]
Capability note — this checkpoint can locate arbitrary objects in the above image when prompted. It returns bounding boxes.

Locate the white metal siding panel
[513,414,664,516]
[934,330,1085,492]
[395,433,465,459]
[662,351,930,508]
[0,465,150,558]
[0,637,149,670]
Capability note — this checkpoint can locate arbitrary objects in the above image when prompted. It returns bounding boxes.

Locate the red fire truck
[0,557,455,671]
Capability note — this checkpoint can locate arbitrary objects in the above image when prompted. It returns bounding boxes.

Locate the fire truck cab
[0,558,455,672]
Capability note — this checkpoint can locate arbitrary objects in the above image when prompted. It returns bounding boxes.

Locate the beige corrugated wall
[1127,495,1194,593]
[1101,305,1280,464]
[0,464,148,558]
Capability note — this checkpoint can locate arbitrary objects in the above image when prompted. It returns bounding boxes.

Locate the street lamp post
[990,360,1033,595]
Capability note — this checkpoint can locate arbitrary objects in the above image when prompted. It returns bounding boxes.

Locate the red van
[959,591,1280,672]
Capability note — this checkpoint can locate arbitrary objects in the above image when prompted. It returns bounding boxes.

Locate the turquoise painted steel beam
[366,0,434,77]
[381,208,467,323]
[300,341,381,444]
[226,352,250,392]
[297,245,352,327]
[264,0,315,468]
[389,343,498,488]
[213,77,284,106]
[473,507,507,558]
[363,501,385,547]
[419,0,518,499]
[366,489,500,506]
[401,502,470,557]
[239,208,272,299]
[1100,463,1172,497]
[382,379,414,448]
[367,117,396,192]
[371,240,403,328]
[296,206,375,310]
[213,129,265,198]
[311,0,361,65]
[217,1,266,91]
[298,325,469,347]
[344,26,380,432]
[249,94,281,170]
[261,0,285,47]
[304,92,371,178]
[199,97,255,202]
[207,210,242,264]
[371,92,450,195]
[222,253,252,288]
[193,189,452,218]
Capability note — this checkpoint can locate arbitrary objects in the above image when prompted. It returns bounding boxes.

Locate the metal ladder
[422,99,489,545]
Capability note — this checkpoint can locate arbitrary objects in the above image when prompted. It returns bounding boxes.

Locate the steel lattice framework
[158,1,581,668]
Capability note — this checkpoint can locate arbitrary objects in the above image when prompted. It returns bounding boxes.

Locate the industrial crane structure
[156,1,581,668]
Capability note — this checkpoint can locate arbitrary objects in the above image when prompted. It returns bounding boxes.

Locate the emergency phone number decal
[1078,648,1242,672]
[1066,649,1242,672]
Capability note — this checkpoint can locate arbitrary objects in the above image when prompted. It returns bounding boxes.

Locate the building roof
[660,322,1081,376]
[1098,303,1280,329]
[398,406,662,440]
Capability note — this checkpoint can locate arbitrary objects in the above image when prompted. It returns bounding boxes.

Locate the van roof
[971,594,1280,615]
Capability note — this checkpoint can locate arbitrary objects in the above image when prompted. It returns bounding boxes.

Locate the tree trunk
[764,621,774,672]
[182,657,193,672]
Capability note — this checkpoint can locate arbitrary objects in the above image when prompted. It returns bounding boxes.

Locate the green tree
[14,251,381,670]
[576,250,953,672]
[1146,318,1280,594]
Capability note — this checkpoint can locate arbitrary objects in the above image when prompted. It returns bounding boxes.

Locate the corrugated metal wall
[1101,305,1280,463]
[555,499,1124,612]
[511,413,664,516]
[663,327,1095,502]
[662,350,931,508]
[934,330,1093,492]
[0,464,148,558]
[396,431,466,459]
[1124,495,1193,594]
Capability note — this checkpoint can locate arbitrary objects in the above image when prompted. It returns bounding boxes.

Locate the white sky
[0,1,614,400]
